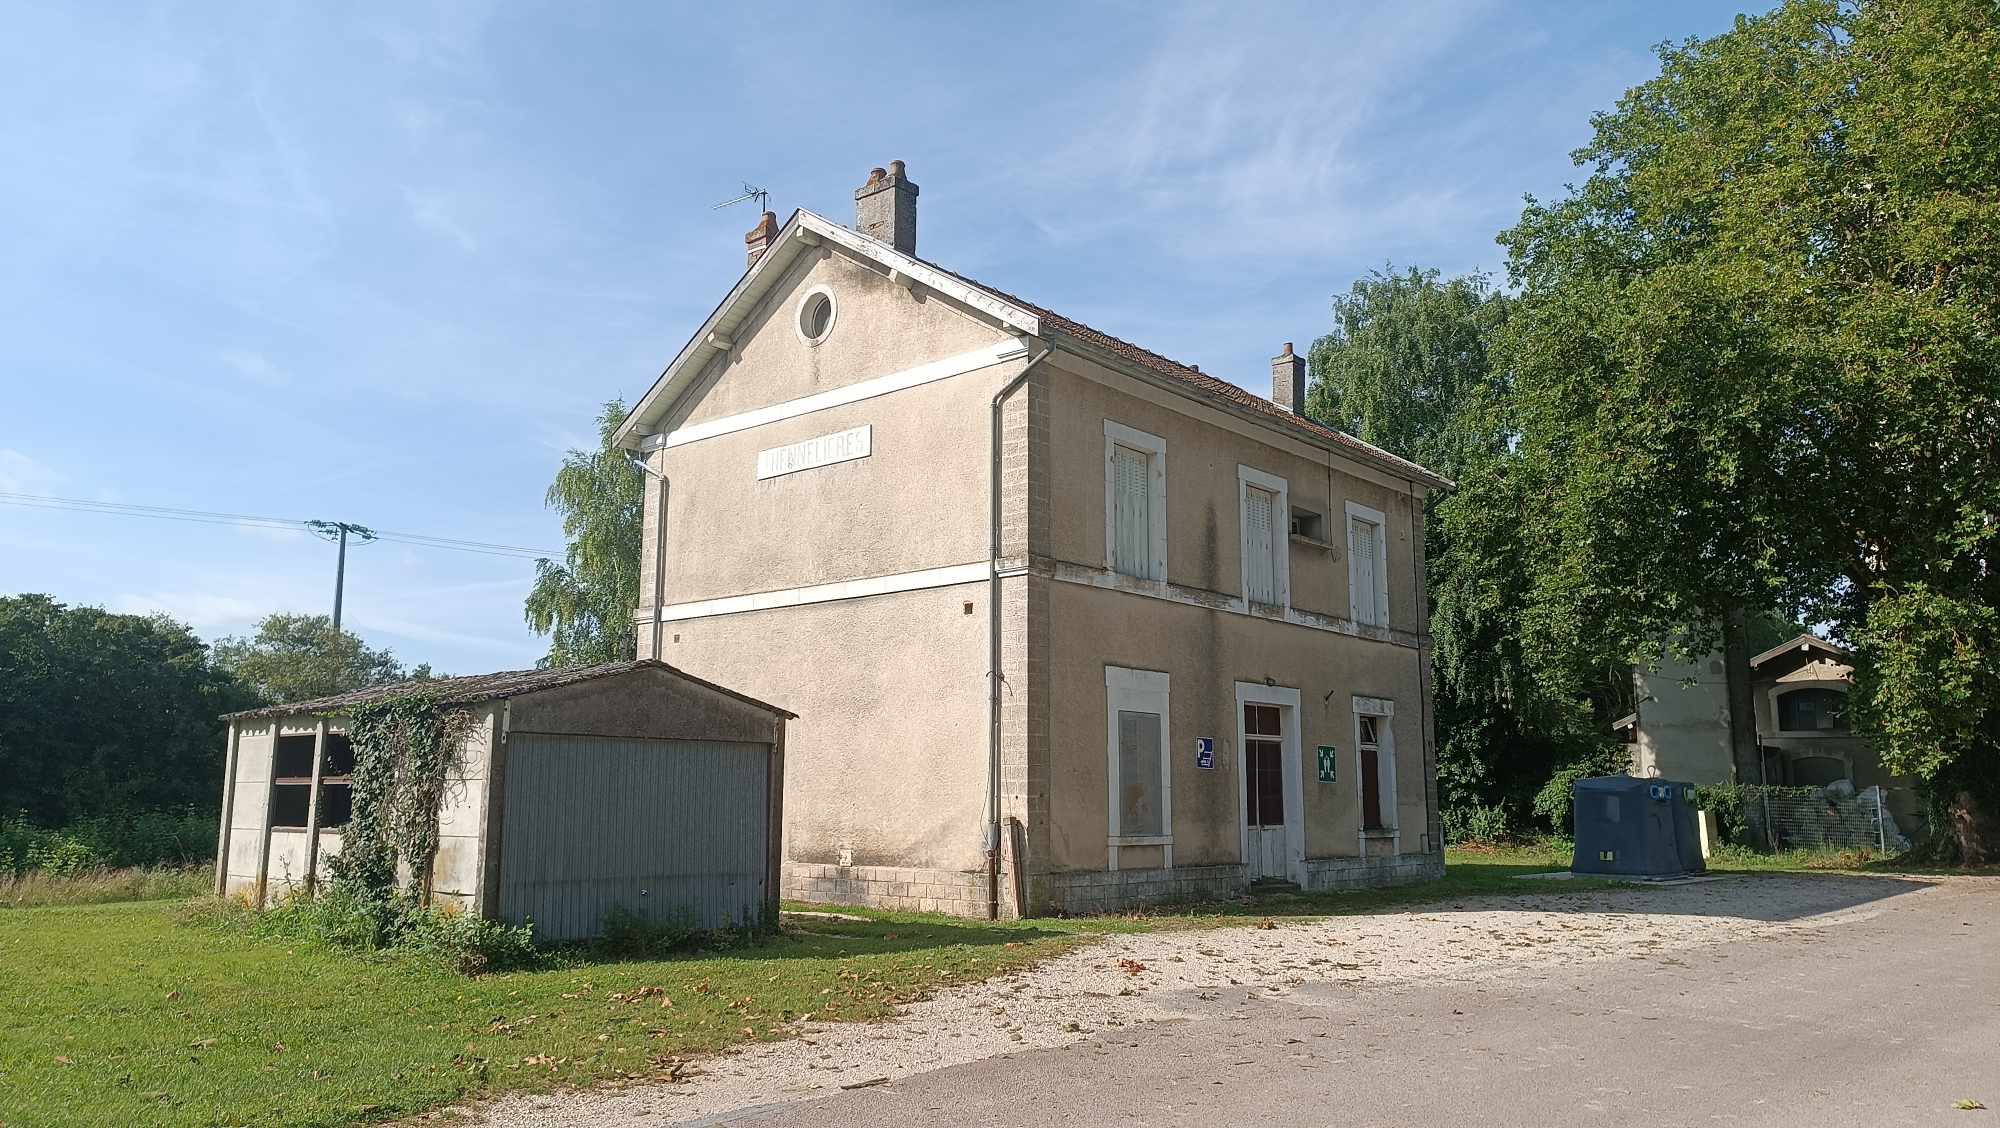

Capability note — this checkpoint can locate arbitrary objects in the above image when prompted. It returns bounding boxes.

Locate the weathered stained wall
[654,582,992,892]
[1042,576,1431,872]
[1632,654,1736,784]
[1043,354,1425,635]
[218,706,498,912]
[638,247,1016,613]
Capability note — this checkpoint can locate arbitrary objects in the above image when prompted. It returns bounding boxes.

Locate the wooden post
[214,721,240,897]
[301,718,328,896]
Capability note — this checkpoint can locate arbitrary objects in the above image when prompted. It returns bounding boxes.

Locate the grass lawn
[0,845,1895,1127]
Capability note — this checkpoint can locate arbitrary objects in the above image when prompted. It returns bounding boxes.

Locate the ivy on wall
[325,693,474,910]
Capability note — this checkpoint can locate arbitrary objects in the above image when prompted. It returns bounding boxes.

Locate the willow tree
[1500,0,2000,858]
[524,400,644,667]
[1308,268,1616,834]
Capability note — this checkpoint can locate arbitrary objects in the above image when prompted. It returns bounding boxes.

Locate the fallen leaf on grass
[1117,958,1147,976]
[1256,918,1277,930]
[54,1055,73,1066]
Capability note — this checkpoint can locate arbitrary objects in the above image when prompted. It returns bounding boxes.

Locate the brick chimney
[744,210,779,268]
[855,160,918,255]
[1272,342,1306,414]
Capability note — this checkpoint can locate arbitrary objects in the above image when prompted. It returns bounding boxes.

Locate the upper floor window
[1345,501,1388,627]
[1777,687,1846,732]
[1103,421,1167,581]
[1238,465,1290,610]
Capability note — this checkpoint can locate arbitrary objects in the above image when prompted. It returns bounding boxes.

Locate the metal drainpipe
[627,447,669,659]
[988,340,1051,920]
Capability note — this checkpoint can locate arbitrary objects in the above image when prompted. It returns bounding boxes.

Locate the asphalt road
[698,876,1998,1127]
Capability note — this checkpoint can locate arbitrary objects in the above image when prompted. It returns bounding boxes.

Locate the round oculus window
[798,290,835,344]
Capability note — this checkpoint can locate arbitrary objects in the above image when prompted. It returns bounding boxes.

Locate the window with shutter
[1111,444,1151,579]
[1245,486,1276,604]
[1350,515,1379,625]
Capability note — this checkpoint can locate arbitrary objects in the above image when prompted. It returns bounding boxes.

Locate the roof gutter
[1045,331,1454,492]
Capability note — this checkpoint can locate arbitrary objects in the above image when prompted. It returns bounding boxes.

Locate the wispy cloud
[405,186,480,252]
[1026,0,1498,260]
[220,347,290,388]
[0,449,61,493]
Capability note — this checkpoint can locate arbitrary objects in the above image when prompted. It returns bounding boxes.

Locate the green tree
[1306,267,1511,479]
[1306,268,1613,835]
[1497,0,2000,858]
[214,612,406,704]
[0,594,257,826]
[524,399,643,666]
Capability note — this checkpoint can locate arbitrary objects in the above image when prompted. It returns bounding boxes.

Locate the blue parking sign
[1195,737,1215,770]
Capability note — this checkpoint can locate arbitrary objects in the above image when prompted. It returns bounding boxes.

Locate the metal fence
[1752,784,1916,853]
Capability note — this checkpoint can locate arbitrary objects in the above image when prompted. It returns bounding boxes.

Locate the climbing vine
[325,693,474,912]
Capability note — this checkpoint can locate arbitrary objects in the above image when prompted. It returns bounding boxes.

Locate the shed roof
[223,659,795,721]
[1750,632,1849,668]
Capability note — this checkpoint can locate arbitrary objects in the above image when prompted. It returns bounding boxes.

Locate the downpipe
[988,340,1050,920]
[625,446,670,660]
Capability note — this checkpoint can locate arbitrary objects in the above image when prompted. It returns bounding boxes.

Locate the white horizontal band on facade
[1048,560,1423,650]
[653,561,991,623]
[664,339,1030,450]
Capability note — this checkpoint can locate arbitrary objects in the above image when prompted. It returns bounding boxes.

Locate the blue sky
[0,1,1750,674]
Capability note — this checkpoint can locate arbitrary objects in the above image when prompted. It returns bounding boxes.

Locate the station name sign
[756,425,872,480]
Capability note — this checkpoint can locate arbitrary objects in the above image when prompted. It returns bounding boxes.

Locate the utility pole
[305,520,377,632]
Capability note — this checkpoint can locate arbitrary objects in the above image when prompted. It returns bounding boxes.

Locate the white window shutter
[1246,487,1276,604]
[1111,445,1151,579]
[1351,516,1379,625]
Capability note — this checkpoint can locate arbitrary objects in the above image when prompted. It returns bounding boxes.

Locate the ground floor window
[1106,666,1172,868]
[1352,698,1396,834]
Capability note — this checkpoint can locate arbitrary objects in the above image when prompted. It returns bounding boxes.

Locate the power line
[0,491,564,561]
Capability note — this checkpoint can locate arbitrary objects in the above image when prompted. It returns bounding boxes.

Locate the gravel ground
[466,875,1915,1127]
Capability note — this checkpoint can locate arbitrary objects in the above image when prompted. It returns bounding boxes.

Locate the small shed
[1571,775,1706,879]
[215,660,793,939]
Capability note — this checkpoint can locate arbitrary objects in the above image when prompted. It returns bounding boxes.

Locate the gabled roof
[613,210,1450,490]
[223,659,795,721]
[1750,632,1850,669]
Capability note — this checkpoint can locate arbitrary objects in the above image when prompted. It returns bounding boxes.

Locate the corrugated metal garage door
[497,735,769,941]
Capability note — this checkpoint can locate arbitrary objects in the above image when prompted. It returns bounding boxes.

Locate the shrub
[594,904,700,959]
[1442,803,1514,845]
[1531,763,1600,834]
[2,809,216,875]
[393,904,538,975]
[209,886,541,975]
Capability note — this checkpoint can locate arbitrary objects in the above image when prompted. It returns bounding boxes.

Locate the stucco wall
[1043,355,1424,634]
[1043,578,1431,873]
[673,248,1005,428]
[1634,655,1736,784]
[638,247,1016,612]
[657,582,993,878]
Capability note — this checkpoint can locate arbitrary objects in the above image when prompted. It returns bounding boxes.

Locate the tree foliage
[0,594,257,826]
[1306,268,1614,833]
[1496,0,2000,857]
[214,612,407,705]
[524,399,643,667]
[1307,267,1511,480]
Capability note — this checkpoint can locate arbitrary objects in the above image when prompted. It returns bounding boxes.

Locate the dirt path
[467,874,1927,1127]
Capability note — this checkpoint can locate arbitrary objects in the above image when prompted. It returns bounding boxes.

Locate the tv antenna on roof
[712,182,769,214]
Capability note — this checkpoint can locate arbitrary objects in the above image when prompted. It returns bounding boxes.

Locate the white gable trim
[664,339,1028,449]
[615,210,1041,449]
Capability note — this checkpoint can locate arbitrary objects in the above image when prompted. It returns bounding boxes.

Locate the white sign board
[756,425,872,480]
